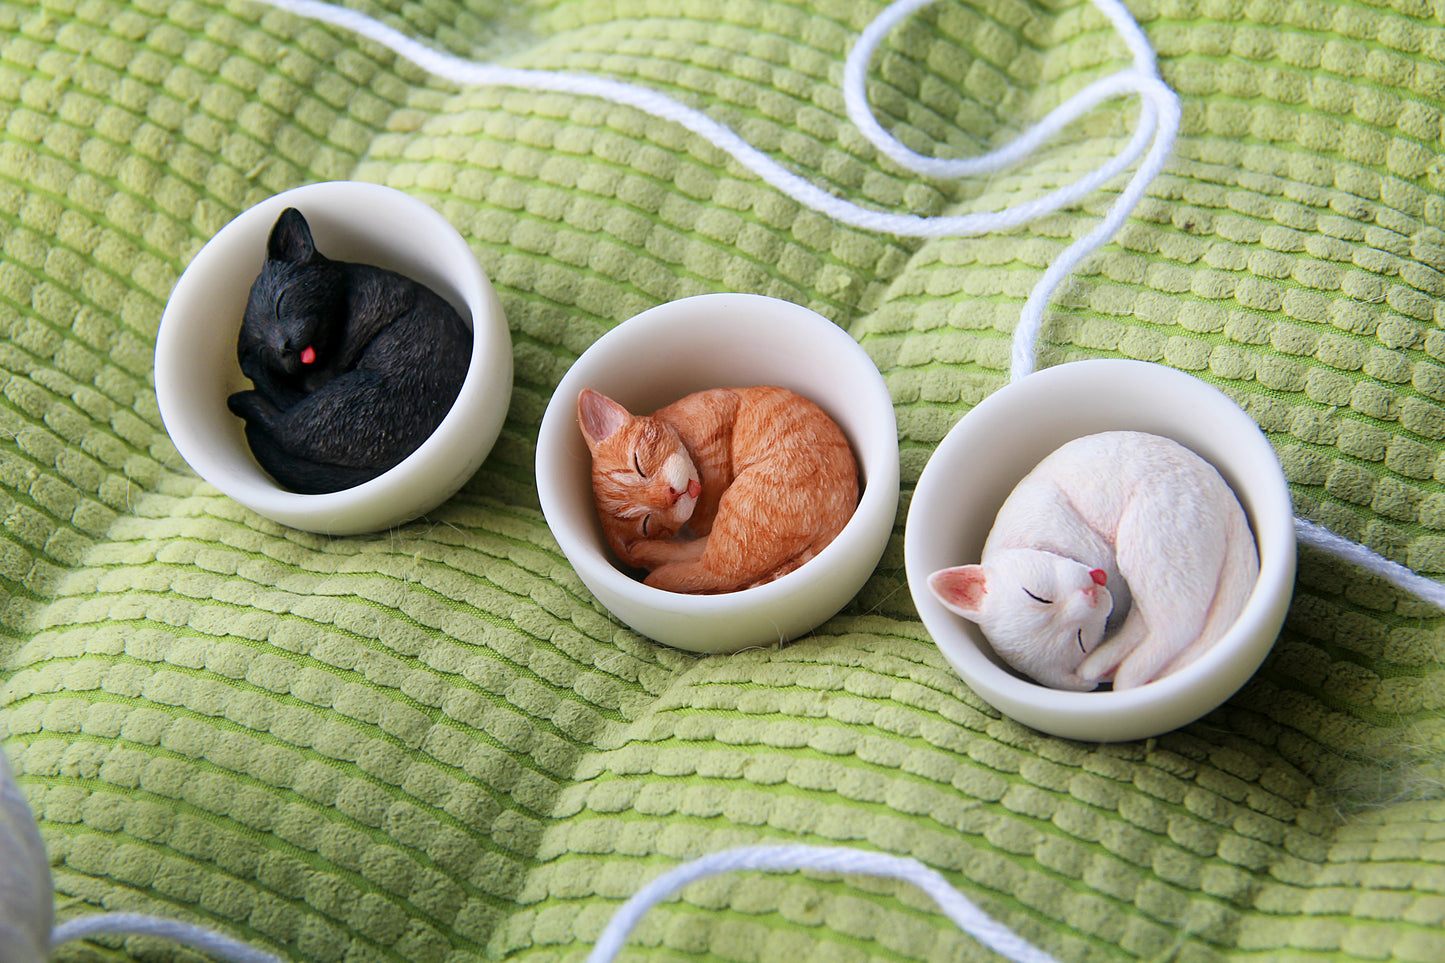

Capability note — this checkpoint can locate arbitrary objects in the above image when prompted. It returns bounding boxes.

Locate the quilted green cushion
[1,1,1442,961]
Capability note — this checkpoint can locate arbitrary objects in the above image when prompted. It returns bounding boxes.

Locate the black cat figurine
[227,208,473,494]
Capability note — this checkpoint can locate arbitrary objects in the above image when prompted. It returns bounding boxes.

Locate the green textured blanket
[2,1,1443,961]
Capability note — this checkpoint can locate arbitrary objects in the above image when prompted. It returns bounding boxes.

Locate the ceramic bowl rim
[904,359,1296,742]
[535,292,901,651]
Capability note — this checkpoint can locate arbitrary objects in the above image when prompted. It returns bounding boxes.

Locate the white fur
[929,431,1258,691]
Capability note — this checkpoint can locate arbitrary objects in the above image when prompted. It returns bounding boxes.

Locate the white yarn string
[256,0,1175,238]
[1295,518,1445,609]
[51,912,281,963]
[585,844,1062,963]
[1008,84,1176,382]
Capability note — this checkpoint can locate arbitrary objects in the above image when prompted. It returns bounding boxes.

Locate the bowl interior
[536,293,900,648]
[905,359,1296,741]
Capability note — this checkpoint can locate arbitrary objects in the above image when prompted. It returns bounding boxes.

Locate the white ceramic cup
[904,359,1296,742]
[536,294,900,653]
[155,182,512,534]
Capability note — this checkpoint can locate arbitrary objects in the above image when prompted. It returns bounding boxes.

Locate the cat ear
[268,207,318,263]
[928,566,988,618]
[577,389,632,450]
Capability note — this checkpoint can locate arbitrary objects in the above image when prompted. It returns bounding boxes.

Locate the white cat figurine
[928,431,1258,691]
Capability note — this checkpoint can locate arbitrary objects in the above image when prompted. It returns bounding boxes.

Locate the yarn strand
[585,844,1062,963]
[256,0,1175,240]
[1294,519,1445,609]
[51,913,281,963]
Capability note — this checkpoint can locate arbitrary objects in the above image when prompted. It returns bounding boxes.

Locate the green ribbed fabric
[1,1,1442,961]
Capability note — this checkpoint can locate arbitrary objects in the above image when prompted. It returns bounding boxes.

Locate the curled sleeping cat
[578,386,859,594]
[227,208,472,494]
[928,431,1258,691]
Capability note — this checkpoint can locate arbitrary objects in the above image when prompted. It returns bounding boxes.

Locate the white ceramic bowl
[536,294,900,653]
[155,182,512,534]
[905,360,1295,742]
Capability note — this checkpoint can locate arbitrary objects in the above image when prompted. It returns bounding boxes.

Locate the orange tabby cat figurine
[577,386,859,594]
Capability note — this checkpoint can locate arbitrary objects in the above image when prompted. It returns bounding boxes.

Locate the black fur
[227,208,472,494]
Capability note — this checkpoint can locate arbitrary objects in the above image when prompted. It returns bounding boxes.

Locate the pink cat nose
[1089,568,1107,586]
[666,479,701,504]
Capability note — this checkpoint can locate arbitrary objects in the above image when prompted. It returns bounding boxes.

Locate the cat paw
[628,537,706,568]
[1110,651,1173,690]
[1076,650,1121,685]
[643,562,740,594]
[1056,673,1104,692]
[227,389,275,423]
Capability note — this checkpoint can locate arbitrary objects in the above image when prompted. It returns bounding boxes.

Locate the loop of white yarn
[1009,79,1178,382]
[258,0,1175,238]
[842,0,1156,179]
[259,0,1183,379]
[585,844,1062,963]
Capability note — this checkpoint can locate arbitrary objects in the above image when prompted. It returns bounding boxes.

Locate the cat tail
[1159,511,1261,679]
[245,425,386,495]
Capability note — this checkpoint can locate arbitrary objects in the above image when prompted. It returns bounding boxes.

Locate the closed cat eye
[641,513,651,536]
[1023,588,1052,604]
[633,453,647,477]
